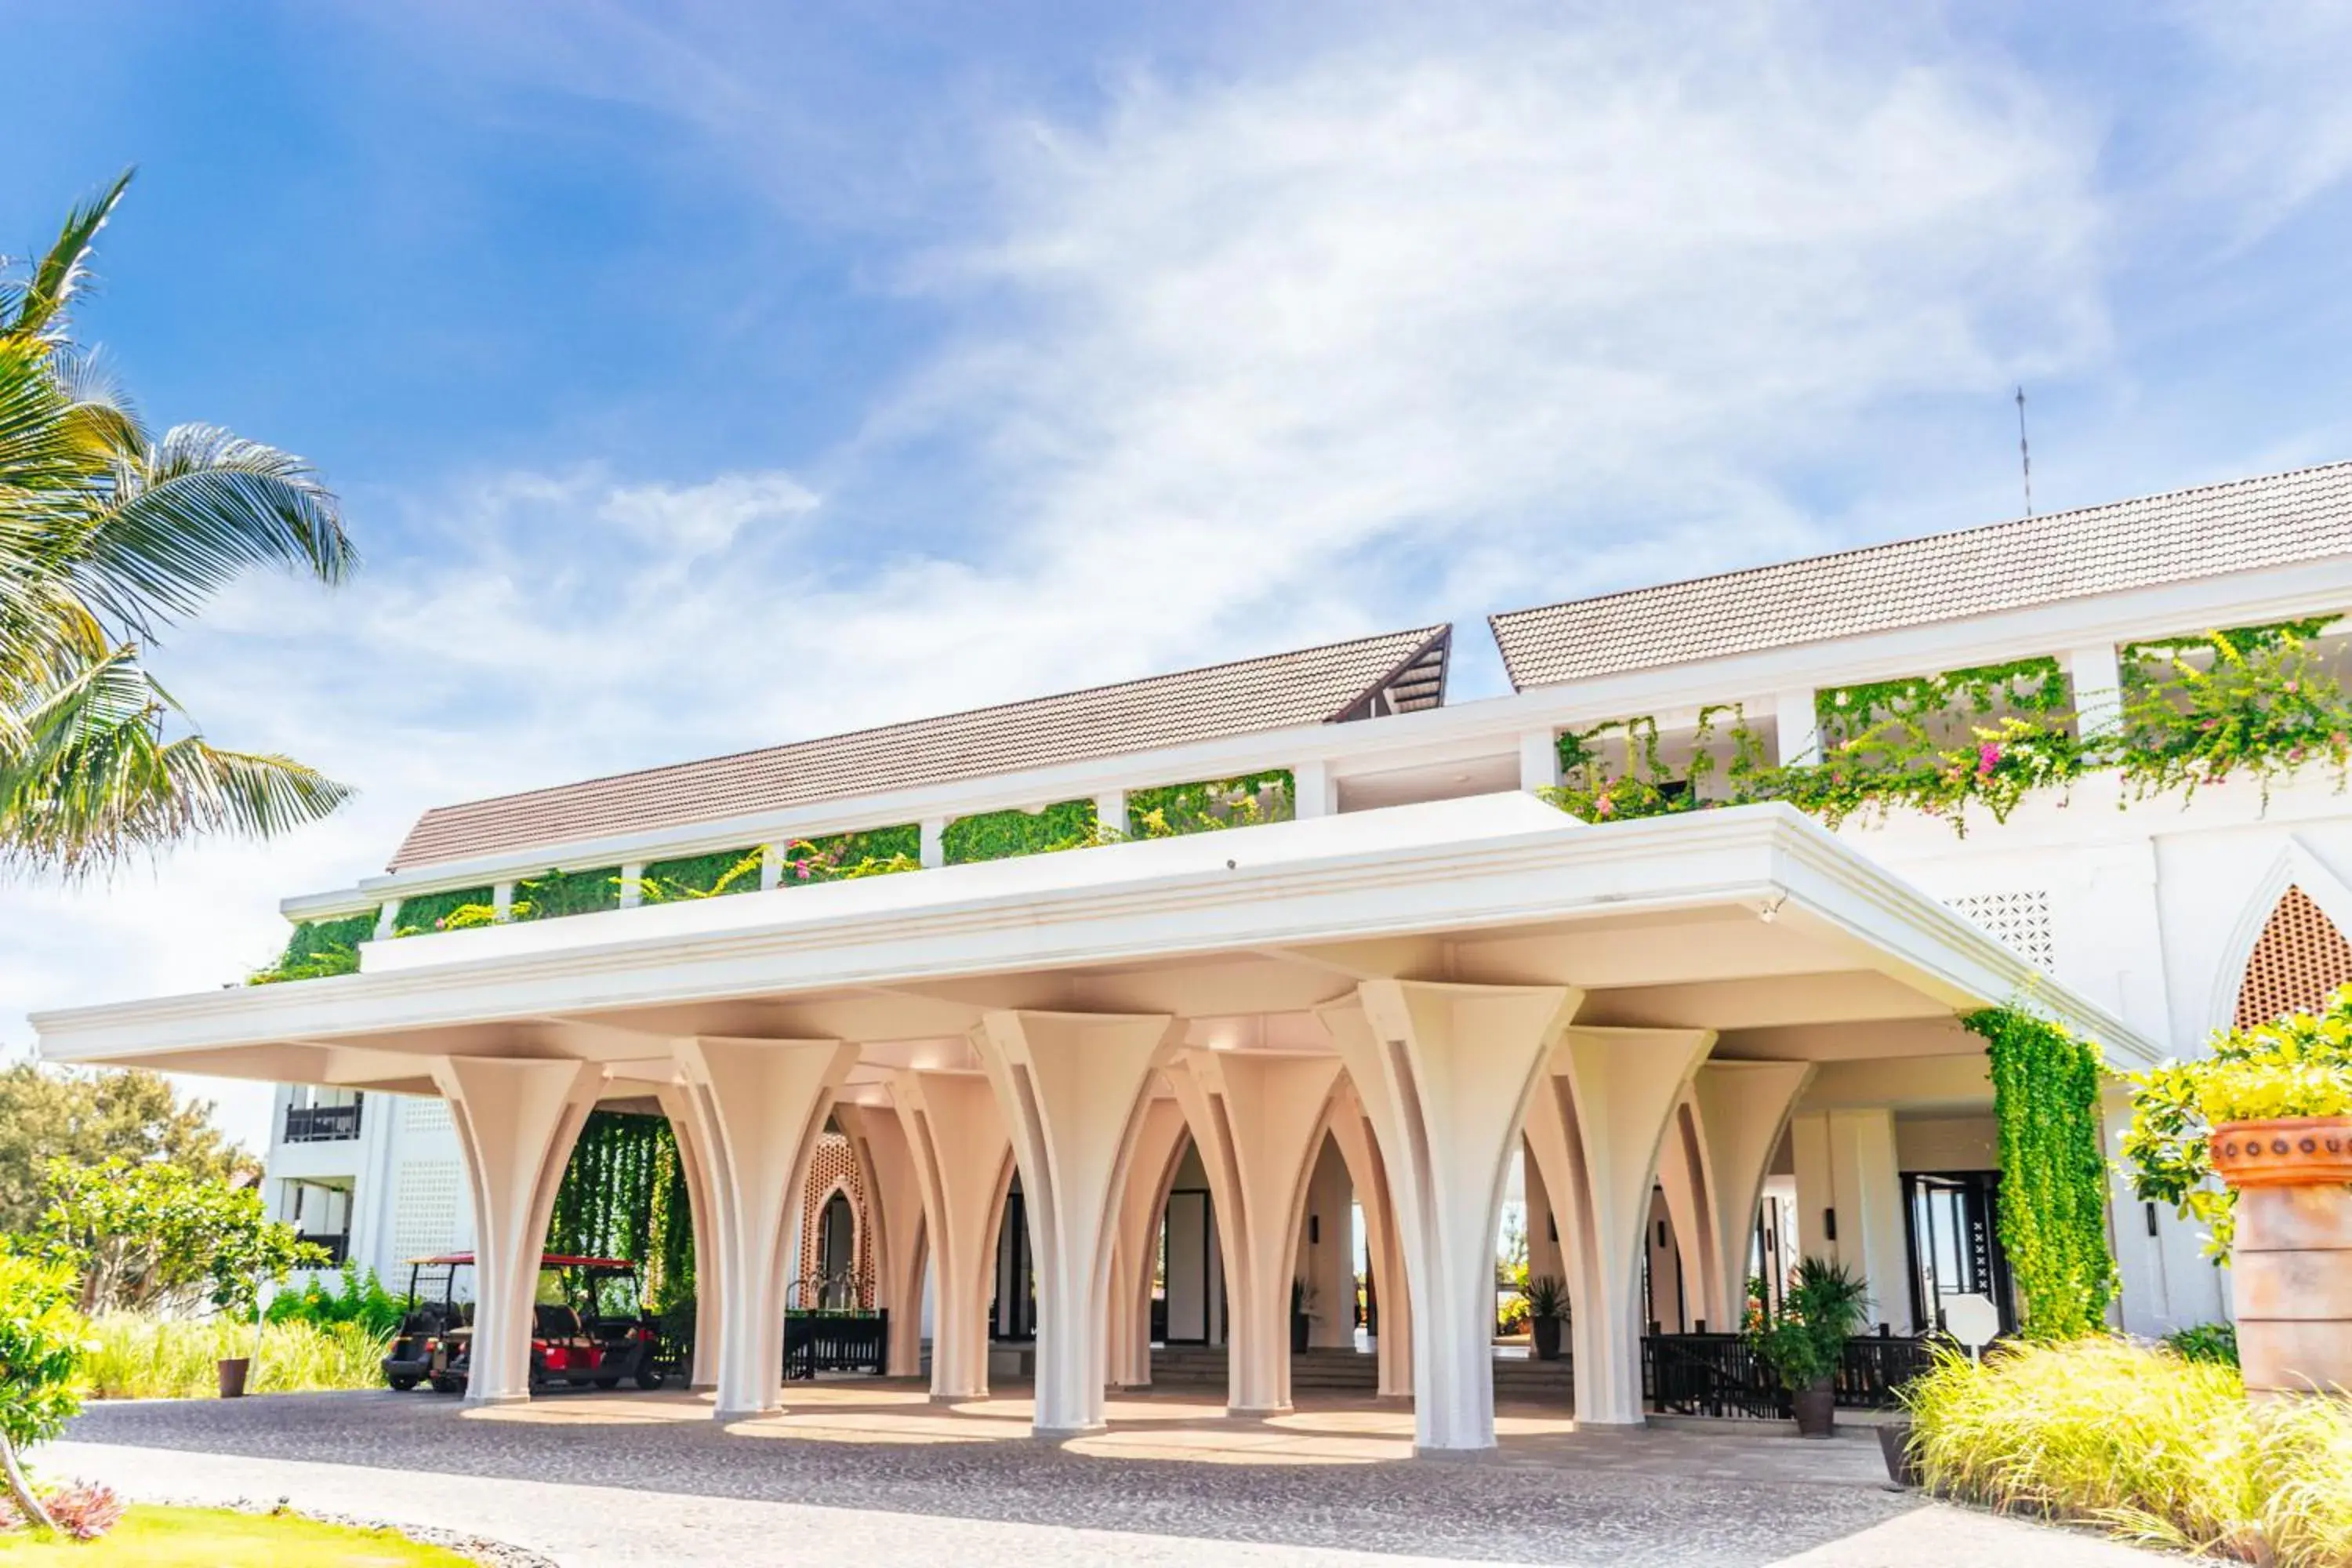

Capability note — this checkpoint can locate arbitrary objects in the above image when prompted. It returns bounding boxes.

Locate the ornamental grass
[1906,1337,2352,1566]
[81,1316,386,1400]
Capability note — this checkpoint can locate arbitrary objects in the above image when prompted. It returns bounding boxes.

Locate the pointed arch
[2210,840,2352,1032]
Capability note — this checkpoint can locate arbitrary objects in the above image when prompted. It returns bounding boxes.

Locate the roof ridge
[1489,459,2352,633]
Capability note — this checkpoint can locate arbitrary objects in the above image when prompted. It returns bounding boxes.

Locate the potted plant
[1522,1275,1567,1362]
[2126,987,2352,1399]
[1745,1257,1870,1437]
[1290,1279,1315,1355]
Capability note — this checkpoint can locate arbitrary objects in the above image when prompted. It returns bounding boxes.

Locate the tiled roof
[389,625,1451,871]
[1489,462,2352,689]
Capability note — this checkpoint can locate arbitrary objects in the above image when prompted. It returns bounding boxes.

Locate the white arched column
[1165,1050,1342,1414]
[655,1083,724,1388]
[1108,1094,1189,1388]
[1523,1026,1715,1427]
[1319,981,1580,1453]
[888,1069,1013,1400]
[1680,1061,1814,1330]
[434,1057,604,1406]
[1654,1098,1723,1332]
[674,1036,859,1422]
[971,1010,1182,1438]
[836,1103,928,1378]
[1326,1086,1410,1399]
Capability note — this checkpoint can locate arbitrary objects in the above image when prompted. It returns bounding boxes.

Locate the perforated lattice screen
[402,1096,453,1138]
[796,1132,873,1304]
[392,1159,463,1262]
[1948,889,2056,971]
[2236,884,2352,1028]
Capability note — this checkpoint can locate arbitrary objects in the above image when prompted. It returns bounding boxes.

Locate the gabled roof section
[389,623,1451,872]
[1489,462,2352,689]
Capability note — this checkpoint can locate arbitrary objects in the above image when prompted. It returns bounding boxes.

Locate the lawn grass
[0,1504,474,1563]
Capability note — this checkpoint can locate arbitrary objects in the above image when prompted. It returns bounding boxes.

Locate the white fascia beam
[41,803,2158,1074]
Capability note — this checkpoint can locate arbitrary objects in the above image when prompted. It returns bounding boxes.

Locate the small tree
[0,1252,91,1532]
[37,1158,322,1316]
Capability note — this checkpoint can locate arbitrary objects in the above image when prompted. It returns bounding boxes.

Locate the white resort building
[35,460,2352,1449]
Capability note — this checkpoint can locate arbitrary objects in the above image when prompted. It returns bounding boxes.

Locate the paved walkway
[56,1385,2174,1566]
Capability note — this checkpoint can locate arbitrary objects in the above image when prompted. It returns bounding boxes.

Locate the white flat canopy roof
[34,793,2157,1090]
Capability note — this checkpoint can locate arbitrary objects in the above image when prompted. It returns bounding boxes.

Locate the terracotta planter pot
[1791,1377,1836,1438]
[216,1357,250,1399]
[2211,1116,2352,1399]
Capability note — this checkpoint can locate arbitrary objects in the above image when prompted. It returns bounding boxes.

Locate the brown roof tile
[1490,462,2352,688]
[390,625,1450,871]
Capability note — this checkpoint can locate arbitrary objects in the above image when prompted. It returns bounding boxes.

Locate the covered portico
[35,792,2154,1453]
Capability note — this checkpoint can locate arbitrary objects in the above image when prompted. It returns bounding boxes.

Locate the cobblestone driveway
[57,1385,2169,1566]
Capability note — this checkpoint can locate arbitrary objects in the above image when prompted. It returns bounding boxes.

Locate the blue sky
[8,1,2352,1147]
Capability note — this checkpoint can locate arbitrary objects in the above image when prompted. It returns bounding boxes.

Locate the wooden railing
[1642,1330,1938,1416]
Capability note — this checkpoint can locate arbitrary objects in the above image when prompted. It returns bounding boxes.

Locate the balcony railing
[296,1231,350,1267]
[284,1102,362,1143]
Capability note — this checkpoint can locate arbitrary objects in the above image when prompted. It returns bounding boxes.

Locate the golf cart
[381,1254,668,1395]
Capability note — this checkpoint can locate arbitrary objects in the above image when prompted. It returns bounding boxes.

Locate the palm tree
[0,171,355,877]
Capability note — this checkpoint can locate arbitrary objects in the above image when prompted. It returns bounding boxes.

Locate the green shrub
[1907,1337,2352,1566]
[265,1265,405,1340]
[942,801,1095,864]
[81,1316,387,1399]
[1126,771,1293,837]
[2164,1322,2241,1367]
[0,1253,89,1531]
[248,912,376,985]
[390,887,494,936]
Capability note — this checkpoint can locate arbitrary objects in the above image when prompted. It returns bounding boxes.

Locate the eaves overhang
[37,793,2157,1071]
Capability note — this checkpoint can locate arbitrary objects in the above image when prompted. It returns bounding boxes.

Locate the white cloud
[11,2,2129,1148]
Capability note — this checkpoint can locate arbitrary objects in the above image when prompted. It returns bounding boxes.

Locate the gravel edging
[148,1494,558,1568]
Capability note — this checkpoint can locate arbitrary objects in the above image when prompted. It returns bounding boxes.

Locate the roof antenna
[2015,386,2034,518]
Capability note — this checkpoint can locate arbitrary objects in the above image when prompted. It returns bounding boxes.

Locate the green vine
[546,1109,696,1310]
[942,800,1097,864]
[776,826,920,886]
[1962,1006,2114,1339]
[641,847,764,900]
[392,887,496,935]
[248,912,377,985]
[1127,770,1294,837]
[1547,616,2349,835]
[517,866,622,921]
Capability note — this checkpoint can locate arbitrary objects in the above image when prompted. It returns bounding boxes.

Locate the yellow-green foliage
[80,1317,386,1400]
[1907,1338,2352,1567]
[0,1504,473,1564]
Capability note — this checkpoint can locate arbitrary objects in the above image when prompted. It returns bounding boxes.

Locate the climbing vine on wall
[942,800,1097,864]
[1127,769,1295,837]
[546,1109,696,1309]
[1962,1006,2115,1340]
[1547,616,2352,835]
[248,913,378,984]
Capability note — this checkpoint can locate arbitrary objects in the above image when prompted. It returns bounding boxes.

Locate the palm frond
[1,169,133,343]
[0,643,350,878]
[74,423,355,632]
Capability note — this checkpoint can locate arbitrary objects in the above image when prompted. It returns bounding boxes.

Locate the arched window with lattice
[2234,885,2352,1028]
